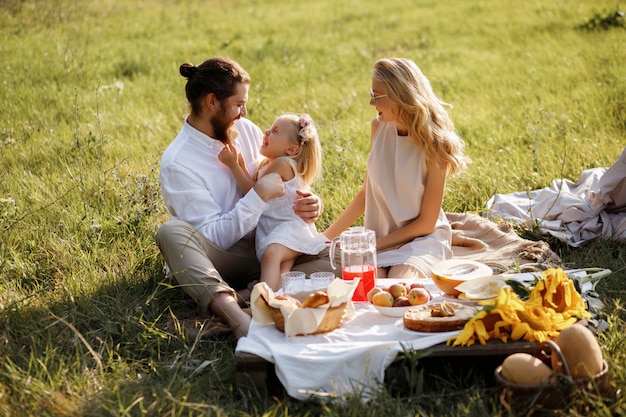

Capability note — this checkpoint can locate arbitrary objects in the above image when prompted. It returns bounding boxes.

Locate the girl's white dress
[364,122,453,277]
[255,158,329,260]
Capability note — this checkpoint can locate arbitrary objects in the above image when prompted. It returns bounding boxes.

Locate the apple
[388,283,407,299]
[372,291,394,307]
[393,296,411,307]
[367,287,382,303]
[408,287,431,306]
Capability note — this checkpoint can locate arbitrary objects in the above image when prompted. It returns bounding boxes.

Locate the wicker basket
[263,295,349,336]
[495,339,609,414]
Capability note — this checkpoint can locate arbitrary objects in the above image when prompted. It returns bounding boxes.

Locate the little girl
[325,58,469,279]
[219,113,328,291]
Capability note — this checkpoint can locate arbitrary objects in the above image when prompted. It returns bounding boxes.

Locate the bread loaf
[274,294,302,308]
[301,291,330,308]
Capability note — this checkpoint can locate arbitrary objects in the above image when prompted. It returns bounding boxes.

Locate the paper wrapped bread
[251,279,357,337]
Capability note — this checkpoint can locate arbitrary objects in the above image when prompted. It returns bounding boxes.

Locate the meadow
[0,0,624,415]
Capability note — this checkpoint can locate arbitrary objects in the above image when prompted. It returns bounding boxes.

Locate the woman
[325,58,468,279]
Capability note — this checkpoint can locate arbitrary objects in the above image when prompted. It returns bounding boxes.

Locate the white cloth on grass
[485,147,626,247]
[237,278,460,402]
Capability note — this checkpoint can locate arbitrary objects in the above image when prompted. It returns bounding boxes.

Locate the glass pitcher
[329,227,377,302]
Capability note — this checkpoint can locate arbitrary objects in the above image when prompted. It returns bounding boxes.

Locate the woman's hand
[293,190,322,224]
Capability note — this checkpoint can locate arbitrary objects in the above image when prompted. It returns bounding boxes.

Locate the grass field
[0,0,625,415]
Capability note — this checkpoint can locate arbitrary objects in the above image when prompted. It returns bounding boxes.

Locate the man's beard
[210,110,238,143]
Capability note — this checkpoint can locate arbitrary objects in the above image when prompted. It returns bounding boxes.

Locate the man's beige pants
[156,219,335,311]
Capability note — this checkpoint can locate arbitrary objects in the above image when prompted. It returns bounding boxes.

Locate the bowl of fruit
[368,282,432,317]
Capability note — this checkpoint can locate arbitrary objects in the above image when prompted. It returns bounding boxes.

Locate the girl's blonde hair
[278,113,322,186]
[373,58,468,175]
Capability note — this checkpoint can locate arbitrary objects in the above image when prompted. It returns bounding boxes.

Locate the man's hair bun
[179,63,197,78]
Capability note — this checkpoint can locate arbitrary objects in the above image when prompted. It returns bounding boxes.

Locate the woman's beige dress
[364,121,452,277]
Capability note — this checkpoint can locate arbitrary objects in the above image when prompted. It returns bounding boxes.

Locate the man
[156,57,329,339]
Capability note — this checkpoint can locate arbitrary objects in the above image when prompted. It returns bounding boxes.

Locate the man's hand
[293,190,322,224]
[254,172,285,202]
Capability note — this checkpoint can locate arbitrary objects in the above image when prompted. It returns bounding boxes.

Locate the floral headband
[298,114,313,144]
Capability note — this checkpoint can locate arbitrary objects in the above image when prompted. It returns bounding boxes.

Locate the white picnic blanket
[236,280,459,400]
[236,279,460,401]
[236,305,458,401]
[235,270,600,402]
[485,146,626,247]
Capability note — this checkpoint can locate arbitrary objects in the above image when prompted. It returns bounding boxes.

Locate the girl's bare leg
[260,244,300,291]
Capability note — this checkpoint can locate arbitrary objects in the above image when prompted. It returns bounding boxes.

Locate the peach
[393,296,411,307]
[367,287,382,303]
[372,291,394,307]
[408,287,430,306]
[388,283,407,299]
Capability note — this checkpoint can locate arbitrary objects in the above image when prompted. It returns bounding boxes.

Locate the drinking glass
[310,271,336,289]
[280,271,305,293]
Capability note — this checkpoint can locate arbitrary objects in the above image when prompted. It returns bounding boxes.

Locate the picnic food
[501,353,553,385]
[275,294,302,307]
[495,338,610,411]
[455,275,508,300]
[431,259,494,297]
[393,296,411,307]
[301,291,330,308]
[388,283,407,299]
[371,282,431,309]
[371,291,394,307]
[263,289,346,335]
[407,287,430,305]
[366,287,382,302]
[403,301,477,332]
[252,280,358,336]
[552,324,603,378]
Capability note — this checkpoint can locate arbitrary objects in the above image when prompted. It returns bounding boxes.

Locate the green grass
[0,0,625,415]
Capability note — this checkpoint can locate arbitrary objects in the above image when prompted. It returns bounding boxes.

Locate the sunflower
[447,268,590,347]
[450,310,489,347]
[449,287,523,347]
[528,268,590,320]
[510,304,577,343]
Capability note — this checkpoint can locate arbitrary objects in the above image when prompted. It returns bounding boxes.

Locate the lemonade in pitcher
[330,227,377,302]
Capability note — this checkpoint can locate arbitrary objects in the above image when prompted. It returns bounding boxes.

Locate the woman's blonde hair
[373,58,468,175]
[279,113,322,186]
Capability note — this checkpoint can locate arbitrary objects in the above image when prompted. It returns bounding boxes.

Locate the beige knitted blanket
[447,212,562,272]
